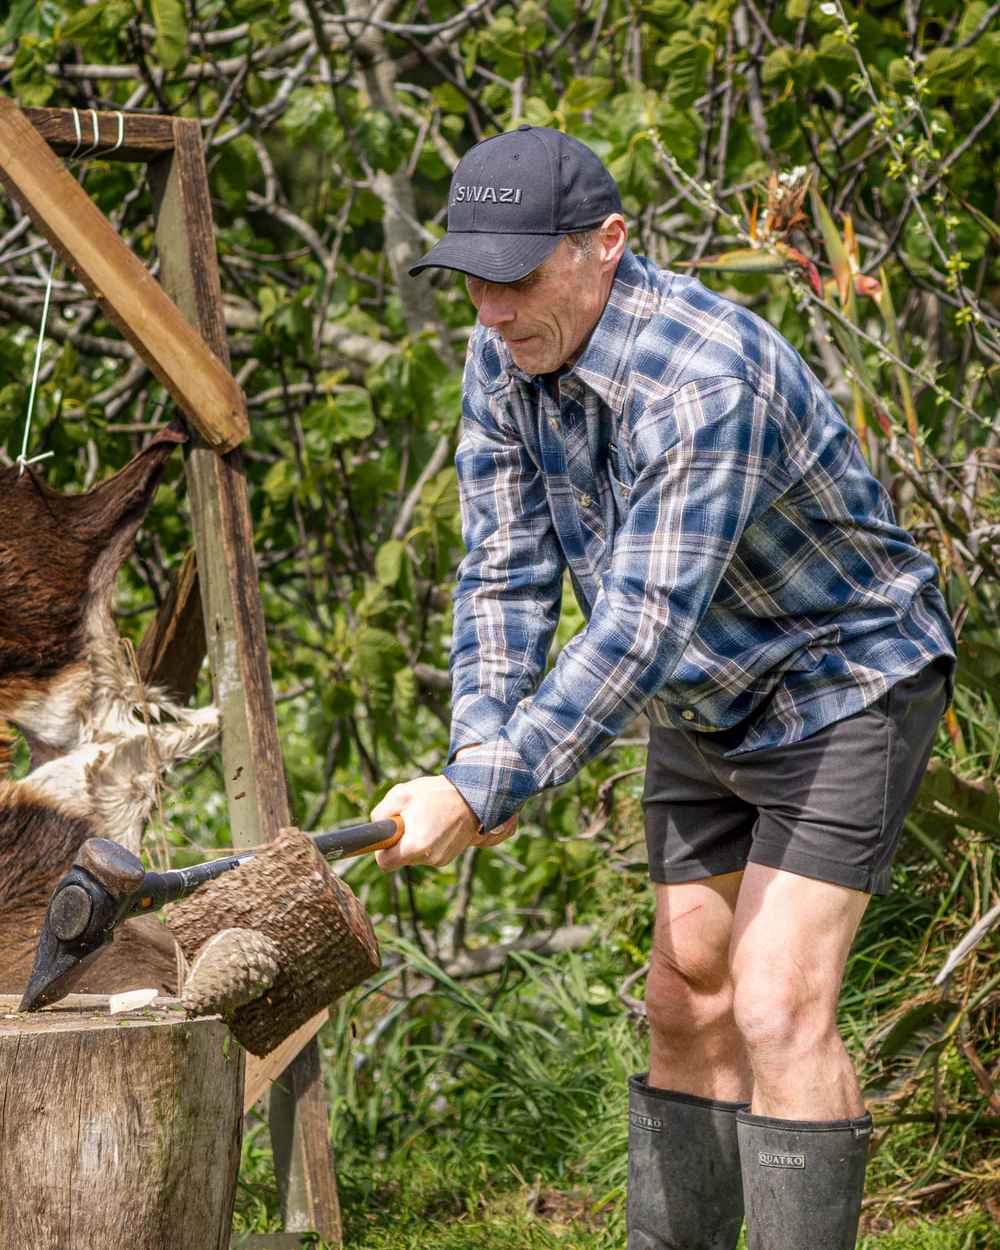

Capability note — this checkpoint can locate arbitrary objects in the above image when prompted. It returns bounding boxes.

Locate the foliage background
[0,0,998,1244]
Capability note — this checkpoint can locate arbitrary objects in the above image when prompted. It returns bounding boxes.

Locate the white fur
[13,635,219,855]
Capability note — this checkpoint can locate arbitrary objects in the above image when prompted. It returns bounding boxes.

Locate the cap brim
[409,231,562,282]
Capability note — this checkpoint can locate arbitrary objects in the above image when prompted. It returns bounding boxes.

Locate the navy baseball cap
[409,126,621,282]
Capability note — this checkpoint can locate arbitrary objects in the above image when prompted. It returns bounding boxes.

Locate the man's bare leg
[729,863,870,1119]
[646,871,752,1102]
[629,873,752,1248]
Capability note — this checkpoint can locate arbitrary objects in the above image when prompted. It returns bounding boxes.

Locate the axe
[19,819,403,1013]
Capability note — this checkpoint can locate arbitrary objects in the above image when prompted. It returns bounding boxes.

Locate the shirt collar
[490,249,659,415]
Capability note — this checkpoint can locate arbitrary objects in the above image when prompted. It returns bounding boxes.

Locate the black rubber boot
[737,1110,872,1250]
[627,1074,748,1250]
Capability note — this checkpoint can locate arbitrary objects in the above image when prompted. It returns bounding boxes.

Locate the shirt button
[549,417,559,430]
[578,493,592,507]
[681,709,696,722]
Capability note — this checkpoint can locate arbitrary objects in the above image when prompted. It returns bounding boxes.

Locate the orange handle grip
[338,814,404,859]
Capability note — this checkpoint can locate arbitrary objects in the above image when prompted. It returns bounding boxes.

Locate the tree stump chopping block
[0,994,243,1250]
[166,826,380,1056]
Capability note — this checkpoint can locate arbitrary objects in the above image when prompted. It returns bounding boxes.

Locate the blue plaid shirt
[442,249,955,833]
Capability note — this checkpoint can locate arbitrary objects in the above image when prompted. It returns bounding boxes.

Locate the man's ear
[599,214,628,269]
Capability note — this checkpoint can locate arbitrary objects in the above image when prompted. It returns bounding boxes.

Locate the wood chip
[108,988,159,1014]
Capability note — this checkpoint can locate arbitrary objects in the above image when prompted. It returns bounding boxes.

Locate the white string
[15,110,128,474]
[68,109,125,162]
[69,107,82,159]
[17,250,58,476]
[77,109,102,161]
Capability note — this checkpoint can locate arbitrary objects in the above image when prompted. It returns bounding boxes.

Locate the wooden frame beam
[0,97,247,453]
[22,106,176,162]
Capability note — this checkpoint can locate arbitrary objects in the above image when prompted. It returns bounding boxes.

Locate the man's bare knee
[646,939,735,1045]
[732,966,838,1063]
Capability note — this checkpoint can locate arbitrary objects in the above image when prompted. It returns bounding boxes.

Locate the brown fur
[0,425,210,998]
[0,425,184,756]
[0,782,178,994]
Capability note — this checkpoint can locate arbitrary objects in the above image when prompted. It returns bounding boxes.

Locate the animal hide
[0,427,219,995]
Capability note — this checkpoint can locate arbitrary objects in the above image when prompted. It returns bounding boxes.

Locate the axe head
[19,841,145,1011]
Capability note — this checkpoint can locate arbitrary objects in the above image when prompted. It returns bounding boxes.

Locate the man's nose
[476,285,515,328]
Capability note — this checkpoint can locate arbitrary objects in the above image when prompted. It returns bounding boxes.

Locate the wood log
[167,826,379,1056]
[0,994,243,1250]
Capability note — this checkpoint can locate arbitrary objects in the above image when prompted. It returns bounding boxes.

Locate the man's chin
[507,339,555,373]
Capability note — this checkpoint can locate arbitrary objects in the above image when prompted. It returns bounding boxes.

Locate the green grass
[233,906,998,1248]
[236,1130,999,1250]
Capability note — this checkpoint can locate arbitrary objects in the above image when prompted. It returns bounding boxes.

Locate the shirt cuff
[442,737,537,833]
[447,694,518,764]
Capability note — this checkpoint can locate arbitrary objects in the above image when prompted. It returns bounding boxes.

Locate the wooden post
[0,995,243,1250]
[148,120,342,1244]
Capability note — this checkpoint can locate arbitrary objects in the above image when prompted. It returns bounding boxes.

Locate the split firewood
[168,826,380,1056]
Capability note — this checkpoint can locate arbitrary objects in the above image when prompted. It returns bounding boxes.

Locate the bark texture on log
[0,994,242,1250]
[167,825,379,1056]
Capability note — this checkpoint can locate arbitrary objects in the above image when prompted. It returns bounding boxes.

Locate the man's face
[464,234,610,375]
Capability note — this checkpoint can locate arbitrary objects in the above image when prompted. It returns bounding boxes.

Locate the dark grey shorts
[643,662,949,896]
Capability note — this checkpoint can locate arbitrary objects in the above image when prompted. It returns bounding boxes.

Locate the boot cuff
[737,1109,873,1135]
[629,1073,750,1113]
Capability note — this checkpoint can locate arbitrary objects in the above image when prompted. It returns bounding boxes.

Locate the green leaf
[887,58,912,89]
[522,97,554,127]
[810,183,852,305]
[561,77,613,112]
[213,135,258,212]
[915,758,1000,838]
[283,87,336,147]
[4,0,55,40]
[10,39,55,106]
[640,0,688,34]
[431,83,467,114]
[677,247,788,273]
[957,638,1000,699]
[356,110,409,175]
[815,33,855,88]
[329,387,376,443]
[923,46,978,88]
[261,460,297,506]
[355,626,405,681]
[761,46,796,87]
[393,666,418,719]
[877,267,919,456]
[148,0,187,70]
[375,539,406,587]
[655,34,712,109]
[960,199,1000,246]
[958,2,989,43]
[60,3,111,41]
[875,999,956,1064]
[607,133,656,201]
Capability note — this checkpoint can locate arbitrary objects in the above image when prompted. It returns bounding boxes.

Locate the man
[371,126,955,1249]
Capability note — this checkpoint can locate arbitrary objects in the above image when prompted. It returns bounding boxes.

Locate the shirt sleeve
[444,377,789,831]
[447,363,566,761]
